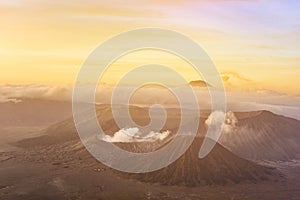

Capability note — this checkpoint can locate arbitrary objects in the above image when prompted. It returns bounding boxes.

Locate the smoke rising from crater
[205,111,238,134]
[101,127,171,143]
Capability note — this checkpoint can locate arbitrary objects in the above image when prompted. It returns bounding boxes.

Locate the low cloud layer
[0,84,72,103]
[101,127,171,143]
[1,84,300,120]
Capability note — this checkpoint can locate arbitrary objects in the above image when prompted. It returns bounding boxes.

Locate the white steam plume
[101,127,171,143]
[205,111,238,134]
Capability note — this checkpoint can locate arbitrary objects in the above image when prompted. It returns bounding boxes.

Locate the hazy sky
[1,0,300,95]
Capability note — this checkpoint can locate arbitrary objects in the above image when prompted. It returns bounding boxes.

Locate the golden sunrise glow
[1,0,299,94]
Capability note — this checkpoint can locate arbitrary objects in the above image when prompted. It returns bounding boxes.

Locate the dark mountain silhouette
[188,80,209,87]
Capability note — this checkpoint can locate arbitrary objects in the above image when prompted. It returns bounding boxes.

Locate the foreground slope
[123,137,279,186]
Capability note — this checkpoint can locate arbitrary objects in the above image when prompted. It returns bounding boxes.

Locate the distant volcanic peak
[140,83,170,89]
[232,110,279,120]
[259,109,283,117]
[188,80,210,87]
[255,110,282,120]
[233,110,265,120]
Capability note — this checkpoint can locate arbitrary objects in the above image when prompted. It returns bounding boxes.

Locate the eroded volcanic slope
[16,108,281,187]
[123,137,279,186]
[18,105,300,163]
[219,110,300,161]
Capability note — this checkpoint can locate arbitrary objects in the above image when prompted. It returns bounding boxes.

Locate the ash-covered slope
[123,137,279,186]
[219,110,300,161]
[18,125,280,187]
[19,135,280,187]
[19,106,300,163]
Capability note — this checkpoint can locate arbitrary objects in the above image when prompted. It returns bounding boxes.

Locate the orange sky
[1,0,300,94]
